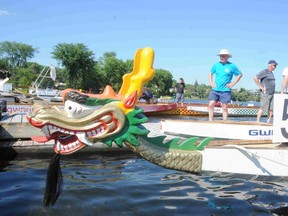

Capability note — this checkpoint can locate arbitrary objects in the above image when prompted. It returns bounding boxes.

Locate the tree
[0,58,9,70]
[10,63,44,90]
[190,80,199,97]
[149,69,173,97]
[232,88,255,102]
[97,52,133,92]
[0,41,38,68]
[196,84,210,99]
[52,43,96,89]
[184,84,193,98]
[0,58,11,79]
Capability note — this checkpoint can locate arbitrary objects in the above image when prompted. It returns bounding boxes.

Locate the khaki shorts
[260,92,274,110]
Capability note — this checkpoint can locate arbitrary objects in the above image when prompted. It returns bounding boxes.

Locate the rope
[224,144,288,168]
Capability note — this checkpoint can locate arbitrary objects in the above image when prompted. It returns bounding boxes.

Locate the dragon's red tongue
[31,136,50,143]
[31,131,63,143]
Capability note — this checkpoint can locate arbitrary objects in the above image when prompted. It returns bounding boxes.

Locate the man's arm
[253,75,265,93]
[227,73,243,88]
[208,72,215,88]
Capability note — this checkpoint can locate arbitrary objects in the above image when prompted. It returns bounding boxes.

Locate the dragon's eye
[64,99,100,119]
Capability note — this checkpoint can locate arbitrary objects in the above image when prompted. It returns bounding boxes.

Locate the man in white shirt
[280,67,288,94]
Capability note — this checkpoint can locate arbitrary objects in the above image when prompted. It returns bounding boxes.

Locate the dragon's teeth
[67,141,79,149]
[57,141,62,151]
[76,132,93,146]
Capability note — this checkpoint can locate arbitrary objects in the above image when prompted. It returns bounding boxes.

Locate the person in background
[208,49,243,121]
[139,86,156,104]
[280,67,288,94]
[175,78,185,106]
[253,60,278,123]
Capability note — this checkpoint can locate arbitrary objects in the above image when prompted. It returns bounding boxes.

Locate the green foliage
[0,40,260,102]
[232,88,259,102]
[96,52,133,92]
[195,84,211,99]
[0,58,9,70]
[148,69,173,97]
[10,63,41,89]
[52,43,96,89]
[105,55,127,91]
[0,41,38,68]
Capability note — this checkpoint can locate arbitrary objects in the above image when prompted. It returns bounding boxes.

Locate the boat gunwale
[161,119,273,126]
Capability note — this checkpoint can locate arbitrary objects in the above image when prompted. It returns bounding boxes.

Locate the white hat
[217,49,232,58]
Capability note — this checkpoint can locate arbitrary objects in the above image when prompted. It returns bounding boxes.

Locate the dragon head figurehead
[26,47,155,155]
[26,47,210,207]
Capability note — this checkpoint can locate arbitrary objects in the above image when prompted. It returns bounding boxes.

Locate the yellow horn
[118,47,155,99]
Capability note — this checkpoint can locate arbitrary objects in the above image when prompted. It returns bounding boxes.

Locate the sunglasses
[272,64,277,67]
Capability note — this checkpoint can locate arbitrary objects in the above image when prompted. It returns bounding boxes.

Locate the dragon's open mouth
[28,115,118,155]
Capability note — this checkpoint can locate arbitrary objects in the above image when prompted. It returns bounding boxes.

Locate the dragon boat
[161,94,287,141]
[186,105,268,117]
[25,47,288,206]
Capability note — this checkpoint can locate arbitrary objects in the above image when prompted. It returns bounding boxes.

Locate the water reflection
[0,150,287,215]
[0,148,18,172]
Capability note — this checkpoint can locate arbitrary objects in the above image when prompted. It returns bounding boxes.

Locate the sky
[1,0,288,91]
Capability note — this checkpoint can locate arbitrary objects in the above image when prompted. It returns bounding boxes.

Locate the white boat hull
[160,119,273,140]
[160,119,288,176]
[202,145,288,176]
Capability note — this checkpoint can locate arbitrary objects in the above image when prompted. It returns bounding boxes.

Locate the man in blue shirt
[208,49,243,121]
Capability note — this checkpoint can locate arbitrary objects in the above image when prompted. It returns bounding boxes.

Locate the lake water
[0,116,287,216]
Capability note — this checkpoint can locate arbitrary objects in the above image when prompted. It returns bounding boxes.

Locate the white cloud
[0,10,10,16]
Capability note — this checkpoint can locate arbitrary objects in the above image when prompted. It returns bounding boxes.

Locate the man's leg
[208,100,216,121]
[267,109,273,123]
[257,109,263,122]
[222,103,228,121]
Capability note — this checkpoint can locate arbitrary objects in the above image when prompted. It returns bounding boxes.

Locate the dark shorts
[260,92,274,110]
[208,90,231,104]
